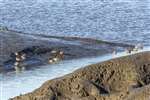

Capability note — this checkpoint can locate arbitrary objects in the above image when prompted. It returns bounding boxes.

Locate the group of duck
[13,49,64,72]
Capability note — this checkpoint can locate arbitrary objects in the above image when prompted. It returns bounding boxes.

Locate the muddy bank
[11,51,150,100]
[0,30,107,72]
[0,29,134,72]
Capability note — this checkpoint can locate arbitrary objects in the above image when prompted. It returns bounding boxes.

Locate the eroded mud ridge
[11,52,150,100]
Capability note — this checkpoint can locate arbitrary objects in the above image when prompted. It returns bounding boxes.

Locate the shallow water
[0,0,150,99]
[1,47,150,100]
[0,0,150,46]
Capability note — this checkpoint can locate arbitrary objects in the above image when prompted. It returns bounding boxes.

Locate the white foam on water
[0,47,150,100]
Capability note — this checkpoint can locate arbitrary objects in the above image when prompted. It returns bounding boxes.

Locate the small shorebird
[52,50,64,59]
[14,61,20,66]
[14,61,26,72]
[15,52,22,62]
[59,51,64,55]
[15,52,26,61]
[15,52,19,56]
[48,57,60,64]
[14,52,26,72]
[48,58,54,64]
[53,57,59,62]
[14,61,21,72]
[133,43,143,52]
[57,51,64,59]
[125,47,133,54]
[15,57,21,62]
[21,53,26,60]
[112,49,117,56]
[49,59,53,64]
[48,50,64,64]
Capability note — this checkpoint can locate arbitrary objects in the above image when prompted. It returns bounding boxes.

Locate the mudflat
[11,51,150,100]
[0,29,130,72]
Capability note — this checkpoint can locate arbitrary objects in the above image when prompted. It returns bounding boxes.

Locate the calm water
[0,0,150,45]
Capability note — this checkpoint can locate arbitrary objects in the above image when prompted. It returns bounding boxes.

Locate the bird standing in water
[48,50,64,64]
[15,52,22,62]
[14,52,26,72]
[51,50,57,54]
[48,58,54,64]
[125,47,133,54]
[21,53,26,60]
[134,43,143,51]
[112,48,117,56]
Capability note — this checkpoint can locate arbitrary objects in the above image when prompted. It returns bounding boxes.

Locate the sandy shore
[10,51,150,100]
